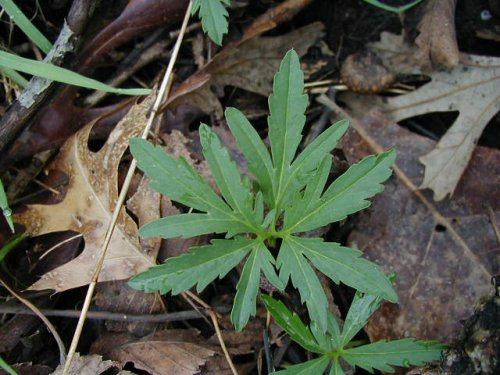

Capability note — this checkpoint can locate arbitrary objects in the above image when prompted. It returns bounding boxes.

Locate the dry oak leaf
[50,353,132,375]
[330,105,499,343]
[343,54,500,201]
[91,329,216,375]
[164,22,324,115]
[15,98,156,292]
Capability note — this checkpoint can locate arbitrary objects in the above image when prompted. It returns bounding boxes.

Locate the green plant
[192,0,230,45]
[129,49,397,331]
[0,355,18,375]
[362,0,425,13]
[0,178,14,233]
[262,294,444,374]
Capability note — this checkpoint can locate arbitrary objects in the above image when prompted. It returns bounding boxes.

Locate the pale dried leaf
[92,330,216,375]
[50,353,132,375]
[415,0,459,67]
[15,98,156,292]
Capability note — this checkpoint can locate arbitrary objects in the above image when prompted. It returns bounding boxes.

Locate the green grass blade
[225,107,274,204]
[342,338,445,372]
[129,237,255,294]
[362,0,424,13]
[0,0,52,53]
[0,50,151,95]
[0,178,14,233]
[0,66,28,87]
[0,355,18,375]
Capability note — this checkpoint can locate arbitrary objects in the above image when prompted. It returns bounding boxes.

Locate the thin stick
[0,277,66,364]
[62,2,194,373]
[0,304,231,322]
[208,309,239,375]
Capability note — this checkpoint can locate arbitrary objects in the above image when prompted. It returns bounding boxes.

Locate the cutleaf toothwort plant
[129,50,397,332]
[262,293,444,374]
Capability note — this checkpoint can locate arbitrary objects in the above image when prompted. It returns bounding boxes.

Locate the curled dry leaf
[415,0,459,67]
[15,98,156,292]
[336,108,499,343]
[91,329,216,375]
[164,22,325,115]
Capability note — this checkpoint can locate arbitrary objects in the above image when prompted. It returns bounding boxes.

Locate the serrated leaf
[286,150,396,233]
[192,0,230,45]
[340,293,381,347]
[343,339,444,373]
[273,355,330,375]
[226,107,274,203]
[268,49,309,210]
[232,245,283,331]
[278,237,329,331]
[199,124,260,231]
[281,119,349,207]
[286,237,397,303]
[261,295,322,353]
[129,238,255,294]
[139,213,248,239]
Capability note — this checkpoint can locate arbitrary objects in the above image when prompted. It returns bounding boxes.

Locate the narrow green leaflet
[261,295,322,353]
[286,237,397,303]
[285,150,396,233]
[343,339,445,373]
[268,50,309,210]
[232,243,283,331]
[226,107,274,204]
[0,354,18,375]
[139,213,249,239]
[0,0,53,53]
[0,50,151,96]
[273,356,330,375]
[278,237,330,331]
[129,237,255,294]
[340,292,381,347]
[0,66,28,87]
[192,0,230,46]
[130,138,231,216]
[265,295,444,375]
[199,124,260,231]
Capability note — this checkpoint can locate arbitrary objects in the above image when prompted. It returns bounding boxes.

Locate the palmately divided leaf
[139,213,249,239]
[272,356,330,375]
[278,237,330,331]
[232,243,283,331]
[268,49,309,210]
[199,124,260,231]
[192,0,230,45]
[128,237,255,294]
[342,339,445,373]
[329,360,346,375]
[286,237,397,303]
[261,295,323,353]
[226,107,274,204]
[285,150,396,233]
[340,293,381,347]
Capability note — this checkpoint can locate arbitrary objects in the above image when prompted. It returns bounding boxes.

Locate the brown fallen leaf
[15,98,156,292]
[343,53,500,201]
[50,353,132,375]
[164,22,325,115]
[91,329,216,375]
[319,96,499,343]
[415,0,459,67]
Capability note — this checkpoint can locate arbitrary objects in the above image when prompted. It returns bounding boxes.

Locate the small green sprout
[129,49,397,331]
[262,294,444,374]
[192,0,231,45]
